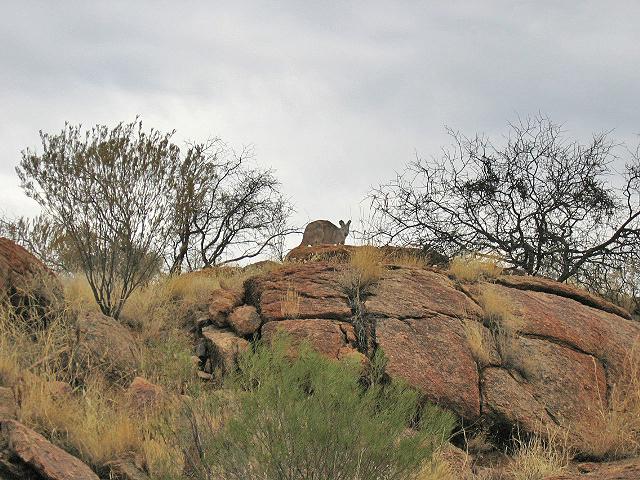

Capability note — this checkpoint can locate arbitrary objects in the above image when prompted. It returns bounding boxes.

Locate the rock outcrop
[201,326,250,375]
[73,311,142,384]
[126,377,165,411]
[546,458,640,479]
[0,237,63,329]
[0,419,98,480]
[199,248,640,455]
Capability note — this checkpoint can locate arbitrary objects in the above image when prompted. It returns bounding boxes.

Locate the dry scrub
[463,320,493,367]
[479,286,525,372]
[0,269,241,478]
[340,246,386,353]
[580,341,640,459]
[507,433,570,480]
[381,248,430,268]
[348,245,386,287]
[449,254,503,282]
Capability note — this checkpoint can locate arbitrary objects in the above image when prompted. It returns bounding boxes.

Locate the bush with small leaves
[181,336,457,480]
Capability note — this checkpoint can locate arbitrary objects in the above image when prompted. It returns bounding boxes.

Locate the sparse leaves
[17,119,179,318]
[366,115,640,288]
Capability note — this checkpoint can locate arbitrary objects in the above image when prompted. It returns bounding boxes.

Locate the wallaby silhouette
[300,220,351,246]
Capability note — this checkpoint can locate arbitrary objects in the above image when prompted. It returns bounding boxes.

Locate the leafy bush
[181,337,456,480]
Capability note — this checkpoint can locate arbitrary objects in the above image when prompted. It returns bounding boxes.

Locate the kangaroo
[300,220,351,246]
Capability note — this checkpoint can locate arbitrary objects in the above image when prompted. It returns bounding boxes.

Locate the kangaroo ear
[339,220,345,227]
[346,220,351,227]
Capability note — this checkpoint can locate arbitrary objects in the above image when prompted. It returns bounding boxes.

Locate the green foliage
[139,330,198,395]
[183,336,456,480]
[17,119,178,318]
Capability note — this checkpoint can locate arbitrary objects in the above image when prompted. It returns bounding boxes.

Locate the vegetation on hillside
[8,119,295,317]
[366,115,640,311]
[0,267,461,479]
[1,115,639,478]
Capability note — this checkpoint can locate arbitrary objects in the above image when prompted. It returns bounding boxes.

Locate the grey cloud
[1,1,639,245]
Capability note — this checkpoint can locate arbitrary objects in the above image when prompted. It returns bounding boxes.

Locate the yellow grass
[507,433,569,480]
[415,460,455,480]
[0,336,20,387]
[61,273,101,315]
[479,286,525,371]
[14,372,137,465]
[0,271,210,477]
[339,245,386,297]
[416,444,472,480]
[143,437,185,478]
[463,320,492,367]
[448,254,503,282]
[480,286,523,331]
[350,245,386,282]
[580,341,640,459]
[381,248,428,268]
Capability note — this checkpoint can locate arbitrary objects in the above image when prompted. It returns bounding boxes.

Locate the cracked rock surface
[202,257,640,455]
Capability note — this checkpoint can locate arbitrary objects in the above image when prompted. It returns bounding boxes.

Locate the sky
[1,1,639,248]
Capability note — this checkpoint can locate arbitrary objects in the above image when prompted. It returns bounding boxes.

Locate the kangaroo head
[338,220,351,239]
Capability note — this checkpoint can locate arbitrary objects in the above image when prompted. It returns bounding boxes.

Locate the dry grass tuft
[142,437,185,478]
[381,248,429,268]
[449,254,503,282]
[479,287,525,371]
[415,459,455,480]
[579,341,640,459]
[61,273,100,315]
[280,285,301,319]
[340,245,386,296]
[0,342,20,387]
[350,246,386,283]
[17,375,141,466]
[416,443,475,480]
[480,287,523,332]
[463,320,493,367]
[507,433,569,480]
[466,429,495,455]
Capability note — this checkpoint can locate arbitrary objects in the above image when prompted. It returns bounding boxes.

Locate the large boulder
[228,305,262,337]
[0,237,63,329]
[262,319,359,360]
[244,262,352,322]
[73,311,141,384]
[204,256,640,456]
[0,419,99,480]
[126,377,165,411]
[201,326,250,375]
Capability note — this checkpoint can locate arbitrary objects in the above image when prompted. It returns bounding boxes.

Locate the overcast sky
[1,1,639,246]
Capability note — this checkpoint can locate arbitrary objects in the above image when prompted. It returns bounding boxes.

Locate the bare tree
[17,120,179,318]
[167,139,221,275]
[366,116,640,283]
[166,142,295,273]
[575,257,640,315]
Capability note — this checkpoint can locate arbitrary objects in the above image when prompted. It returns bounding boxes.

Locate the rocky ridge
[198,245,640,457]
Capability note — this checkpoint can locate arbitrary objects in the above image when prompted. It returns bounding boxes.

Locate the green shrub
[181,336,456,480]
